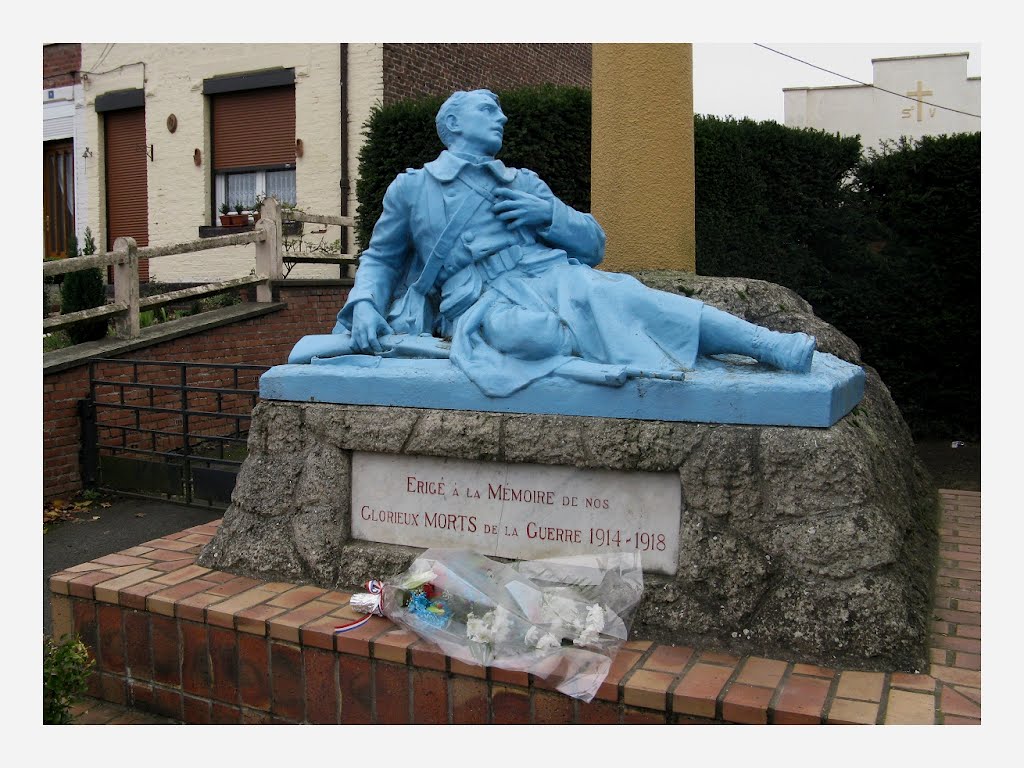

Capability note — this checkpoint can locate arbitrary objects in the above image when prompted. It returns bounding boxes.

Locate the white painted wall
[784,52,981,152]
[43,85,76,140]
[346,43,384,252]
[78,43,383,282]
[784,84,873,140]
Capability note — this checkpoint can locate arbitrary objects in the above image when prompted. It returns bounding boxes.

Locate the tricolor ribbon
[334,579,385,634]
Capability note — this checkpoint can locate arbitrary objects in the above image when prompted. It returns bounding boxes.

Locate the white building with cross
[783,52,980,152]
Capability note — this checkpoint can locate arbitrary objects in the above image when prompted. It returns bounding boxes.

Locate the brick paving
[69,696,179,725]
[59,489,980,725]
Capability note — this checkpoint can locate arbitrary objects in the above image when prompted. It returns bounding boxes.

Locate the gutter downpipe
[339,43,350,274]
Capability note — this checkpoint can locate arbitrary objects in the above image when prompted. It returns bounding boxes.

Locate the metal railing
[82,357,270,507]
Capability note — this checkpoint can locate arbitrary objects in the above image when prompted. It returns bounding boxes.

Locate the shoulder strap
[455,172,500,204]
[409,180,491,295]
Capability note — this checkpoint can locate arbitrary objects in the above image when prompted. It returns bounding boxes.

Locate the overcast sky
[692,42,982,123]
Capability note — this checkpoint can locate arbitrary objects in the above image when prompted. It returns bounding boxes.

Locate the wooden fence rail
[43,198,353,344]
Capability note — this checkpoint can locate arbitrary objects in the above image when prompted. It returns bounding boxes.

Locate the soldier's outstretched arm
[334,172,417,332]
[350,301,394,354]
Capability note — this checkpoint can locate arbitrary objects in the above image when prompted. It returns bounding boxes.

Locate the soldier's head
[436,89,506,156]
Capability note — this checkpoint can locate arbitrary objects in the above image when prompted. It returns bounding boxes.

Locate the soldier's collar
[425,150,517,183]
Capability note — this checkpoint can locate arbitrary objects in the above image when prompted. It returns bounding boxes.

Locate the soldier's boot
[698,305,816,373]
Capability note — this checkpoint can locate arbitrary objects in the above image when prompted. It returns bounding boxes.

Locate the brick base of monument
[48,490,981,725]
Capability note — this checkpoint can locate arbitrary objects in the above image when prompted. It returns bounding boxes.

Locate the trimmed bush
[695,115,867,291]
[59,227,108,344]
[853,134,981,438]
[693,118,979,439]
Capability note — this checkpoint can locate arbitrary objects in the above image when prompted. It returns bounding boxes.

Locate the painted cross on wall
[901,80,936,122]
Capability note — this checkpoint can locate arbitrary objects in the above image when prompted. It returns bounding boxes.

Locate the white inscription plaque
[351,452,680,575]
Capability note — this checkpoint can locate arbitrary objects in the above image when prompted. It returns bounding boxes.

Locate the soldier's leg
[698,305,816,373]
[480,299,576,360]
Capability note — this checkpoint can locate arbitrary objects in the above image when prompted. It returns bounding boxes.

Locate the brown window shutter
[104,106,149,251]
[212,85,296,170]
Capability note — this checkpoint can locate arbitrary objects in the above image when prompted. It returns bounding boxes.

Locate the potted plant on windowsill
[219,202,247,227]
[251,194,266,224]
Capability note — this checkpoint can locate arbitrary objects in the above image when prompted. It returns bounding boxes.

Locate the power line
[754,43,981,119]
[89,43,115,73]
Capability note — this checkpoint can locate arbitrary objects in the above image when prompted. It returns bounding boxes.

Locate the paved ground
[914,438,981,492]
[66,696,180,725]
[45,497,222,724]
[43,497,223,638]
[51,488,981,725]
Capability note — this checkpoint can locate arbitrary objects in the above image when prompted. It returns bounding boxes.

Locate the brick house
[42,43,591,284]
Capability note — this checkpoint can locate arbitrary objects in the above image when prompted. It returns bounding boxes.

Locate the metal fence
[81,358,270,507]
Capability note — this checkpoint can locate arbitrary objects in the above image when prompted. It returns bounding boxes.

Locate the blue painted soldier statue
[311,89,815,396]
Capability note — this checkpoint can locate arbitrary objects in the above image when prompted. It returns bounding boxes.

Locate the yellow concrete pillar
[591,44,696,272]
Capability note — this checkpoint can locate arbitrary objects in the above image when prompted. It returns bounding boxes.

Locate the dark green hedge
[695,116,869,290]
[354,85,591,249]
[852,134,981,438]
[352,89,979,439]
[695,120,980,439]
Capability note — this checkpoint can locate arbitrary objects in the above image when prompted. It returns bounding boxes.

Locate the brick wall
[44,43,81,88]
[382,43,591,105]
[59,592,676,724]
[42,283,348,501]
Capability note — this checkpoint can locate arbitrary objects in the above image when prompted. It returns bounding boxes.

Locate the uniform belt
[475,244,523,281]
[445,244,525,286]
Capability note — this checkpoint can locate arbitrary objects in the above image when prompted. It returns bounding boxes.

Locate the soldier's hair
[435,89,500,148]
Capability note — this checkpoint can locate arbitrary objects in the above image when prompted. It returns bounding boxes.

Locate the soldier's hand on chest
[492,188,553,231]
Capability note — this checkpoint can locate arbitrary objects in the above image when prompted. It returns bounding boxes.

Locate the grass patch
[43,330,74,352]
[43,290,245,352]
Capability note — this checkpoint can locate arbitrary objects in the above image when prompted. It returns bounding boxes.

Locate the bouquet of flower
[343,548,644,702]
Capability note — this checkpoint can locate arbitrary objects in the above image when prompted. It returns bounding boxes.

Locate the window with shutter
[210,83,297,218]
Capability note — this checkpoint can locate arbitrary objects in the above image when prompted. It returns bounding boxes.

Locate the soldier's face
[451,93,507,155]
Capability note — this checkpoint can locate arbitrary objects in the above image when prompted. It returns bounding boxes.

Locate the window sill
[199,225,253,238]
[198,221,302,239]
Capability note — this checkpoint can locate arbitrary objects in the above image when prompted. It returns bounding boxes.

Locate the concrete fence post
[255,197,282,303]
[112,236,140,339]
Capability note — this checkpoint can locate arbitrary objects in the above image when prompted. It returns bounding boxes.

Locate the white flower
[574,604,606,647]
[490,606,514,643]
[538,593,582,637]
[466,613,493,645]
[524,626,561,650]
[466,606,515,646]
